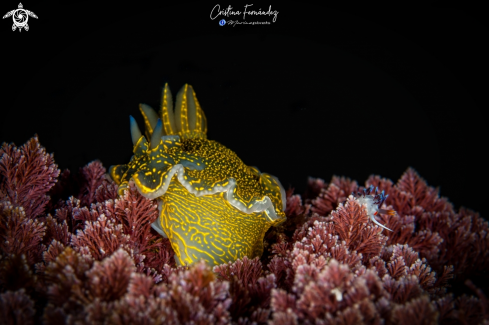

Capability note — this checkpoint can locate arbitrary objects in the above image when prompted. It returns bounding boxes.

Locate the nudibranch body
[109,84,286,266]
[353,185,396,231]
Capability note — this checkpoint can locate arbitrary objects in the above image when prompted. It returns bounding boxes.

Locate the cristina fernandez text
[210,4,279,23]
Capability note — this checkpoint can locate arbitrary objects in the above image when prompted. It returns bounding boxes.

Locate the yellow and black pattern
[109,83,286,266]
[160,180,271,265]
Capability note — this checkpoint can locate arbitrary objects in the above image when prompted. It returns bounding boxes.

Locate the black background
[1,1,487,219]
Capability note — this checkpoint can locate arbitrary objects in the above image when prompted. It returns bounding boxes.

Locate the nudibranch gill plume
[109,84,287,266]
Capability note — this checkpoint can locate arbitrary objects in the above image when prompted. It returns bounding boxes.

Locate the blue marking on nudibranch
[353,185,396,231]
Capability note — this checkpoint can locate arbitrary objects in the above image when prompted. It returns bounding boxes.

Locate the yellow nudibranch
[109,84,287,266]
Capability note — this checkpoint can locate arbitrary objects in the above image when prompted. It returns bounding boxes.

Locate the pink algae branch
[0,136,488,324]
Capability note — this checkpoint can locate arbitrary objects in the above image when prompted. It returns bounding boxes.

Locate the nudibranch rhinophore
[109,84,287,266]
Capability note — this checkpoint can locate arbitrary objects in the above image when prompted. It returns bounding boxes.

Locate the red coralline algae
[0,135,60,219]
[0,136,488,324]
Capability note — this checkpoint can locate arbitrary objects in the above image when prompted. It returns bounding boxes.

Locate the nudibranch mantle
[109,84,286,266]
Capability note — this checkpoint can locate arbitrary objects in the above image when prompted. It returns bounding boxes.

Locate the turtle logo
[3,3,38,32]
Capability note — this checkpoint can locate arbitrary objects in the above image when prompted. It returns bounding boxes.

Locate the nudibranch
[109,84,286,266]
[353,185,396,232]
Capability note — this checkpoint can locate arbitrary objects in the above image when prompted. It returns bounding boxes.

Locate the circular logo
[14,10,27,25]
[12,9,29,28]
[219,19,226,26]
